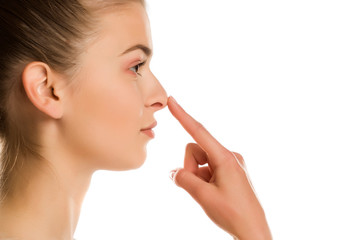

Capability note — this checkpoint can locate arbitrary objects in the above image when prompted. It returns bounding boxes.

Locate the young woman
[0,0,271,239]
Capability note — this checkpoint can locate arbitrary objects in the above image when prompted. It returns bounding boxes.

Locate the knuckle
[193,121,206,136]
[185,142,197,151]
[233,152,244,161]
[219,150,246,167]
[194,120,204,130]
[212,149,234,167]
[232,151,245,166]
[221,149,235,160]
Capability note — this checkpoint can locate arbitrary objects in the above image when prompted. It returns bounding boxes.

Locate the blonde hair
[0,0,145,202]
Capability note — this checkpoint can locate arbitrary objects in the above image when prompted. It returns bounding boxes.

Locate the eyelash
[130,61,146,77]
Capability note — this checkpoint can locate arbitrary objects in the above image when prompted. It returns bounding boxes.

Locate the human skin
[168,96,272,239]
[0,3,167,239]
[0,2,272,240]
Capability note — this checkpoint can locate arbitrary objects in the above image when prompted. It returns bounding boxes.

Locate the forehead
[92,3,152,50]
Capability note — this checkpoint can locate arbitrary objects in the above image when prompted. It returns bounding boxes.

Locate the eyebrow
[120,44,152,57]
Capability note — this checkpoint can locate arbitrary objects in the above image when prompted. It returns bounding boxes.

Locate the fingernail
[169,170,175,181]
[169,96,178,105]
[169,168,179,182]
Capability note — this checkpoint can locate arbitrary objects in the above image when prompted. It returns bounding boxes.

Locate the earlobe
[22,62,63,119]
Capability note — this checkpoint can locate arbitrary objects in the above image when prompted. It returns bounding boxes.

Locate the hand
[167,96,272,240]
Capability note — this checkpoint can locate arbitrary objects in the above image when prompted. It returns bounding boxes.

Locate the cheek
[62,76,146,170]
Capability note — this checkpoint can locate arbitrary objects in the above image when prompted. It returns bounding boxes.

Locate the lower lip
[141,129,155,138]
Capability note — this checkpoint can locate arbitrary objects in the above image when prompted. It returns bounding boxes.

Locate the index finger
[167,96,230,165]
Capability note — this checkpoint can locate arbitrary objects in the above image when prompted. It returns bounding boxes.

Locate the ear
[22,62,63,119]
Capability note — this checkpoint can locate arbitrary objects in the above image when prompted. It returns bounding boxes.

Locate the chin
[105,150,147,171]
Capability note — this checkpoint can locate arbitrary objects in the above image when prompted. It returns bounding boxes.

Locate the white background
[75,0,360,239]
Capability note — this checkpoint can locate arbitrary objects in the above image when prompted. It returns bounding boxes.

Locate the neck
[0,155,94,240]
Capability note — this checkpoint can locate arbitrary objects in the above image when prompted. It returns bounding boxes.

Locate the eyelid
[135,60,146,70]
[129,60,146,76]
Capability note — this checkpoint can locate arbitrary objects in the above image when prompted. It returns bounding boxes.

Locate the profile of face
[58,3,167,171]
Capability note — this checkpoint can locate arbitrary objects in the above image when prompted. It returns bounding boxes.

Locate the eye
[129,61,145,77]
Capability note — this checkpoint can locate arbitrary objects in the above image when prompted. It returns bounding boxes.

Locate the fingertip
[169,95,178,104]
[168,96,178,110]
[169,96,184,113]
[167,96,177,114]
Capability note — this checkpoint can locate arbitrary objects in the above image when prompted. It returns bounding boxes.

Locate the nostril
[151,102,164,109]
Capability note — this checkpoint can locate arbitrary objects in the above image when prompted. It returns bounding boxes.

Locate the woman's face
[60,3,167,171]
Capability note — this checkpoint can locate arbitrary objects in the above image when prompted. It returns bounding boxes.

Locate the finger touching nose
[167,96,230,167]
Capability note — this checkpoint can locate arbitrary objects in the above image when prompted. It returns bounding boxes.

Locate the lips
[140,121,157,138]
[141,121,157,131]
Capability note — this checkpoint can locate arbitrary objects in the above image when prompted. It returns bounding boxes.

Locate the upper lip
[141,121,157,131]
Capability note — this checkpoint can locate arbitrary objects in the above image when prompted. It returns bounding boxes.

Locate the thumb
[170,168,209,202]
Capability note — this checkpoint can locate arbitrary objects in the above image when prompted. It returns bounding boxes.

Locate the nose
[145,71,168,112]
